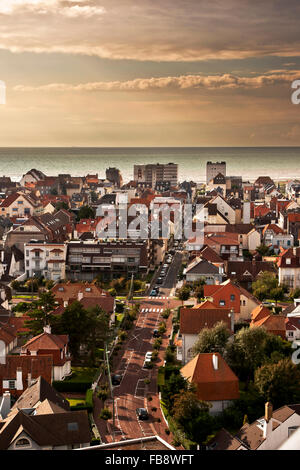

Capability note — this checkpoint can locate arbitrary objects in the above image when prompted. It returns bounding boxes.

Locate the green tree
[254,358,300,408]
[55,201,69,211]
[58,301,88,359]
[172,390,214,444]
[256,244,271,256]
[77,205,95,221]
[85,305,110,366]
[161,372,188,413]
[252,271,278,301]
[177,285,191,305]
[24,291,57,336]
[225,326,272,383]
[192,321,230,356]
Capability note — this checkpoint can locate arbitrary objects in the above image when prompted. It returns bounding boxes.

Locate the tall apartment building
[66,240,149,281]
[206,161,226,184]
[134,163,178,188]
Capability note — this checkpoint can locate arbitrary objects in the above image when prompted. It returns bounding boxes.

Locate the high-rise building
[206,161,226,184]
[133,163,178,188]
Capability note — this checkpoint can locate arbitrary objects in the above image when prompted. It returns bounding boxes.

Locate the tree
[172,390,214,444]
[55,201,69,211]
[254,358,300,408]
[252,271,278,301]
[161,372,188,413]
[192,321,230,356]
[84,305,110,366]
[269,286,285,306]
[58,301,88,359]
[256,244,271,256]
[90,191,98,203]
[77,205,95,221]
[24,291,57,336]
[225,326,272,383]
[177,285,191,304]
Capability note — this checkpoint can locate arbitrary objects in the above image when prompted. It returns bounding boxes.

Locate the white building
[24,242,67,281]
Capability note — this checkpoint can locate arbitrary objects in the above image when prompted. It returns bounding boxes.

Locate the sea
[0,147,299,184]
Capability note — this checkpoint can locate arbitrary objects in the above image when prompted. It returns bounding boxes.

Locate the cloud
[13,70,300,93]
[0,0,105,17]
[0,1,300,62]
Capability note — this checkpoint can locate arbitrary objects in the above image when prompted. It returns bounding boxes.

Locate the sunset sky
[0,0,300,146]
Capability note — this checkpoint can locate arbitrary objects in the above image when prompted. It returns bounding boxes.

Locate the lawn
[65,367,98,383]
[66,398,86,407]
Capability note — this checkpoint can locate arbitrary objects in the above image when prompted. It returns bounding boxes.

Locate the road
[100,295,182,443]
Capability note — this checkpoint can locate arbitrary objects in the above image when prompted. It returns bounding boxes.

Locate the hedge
[53,381,92,393]
[85,388,94,409]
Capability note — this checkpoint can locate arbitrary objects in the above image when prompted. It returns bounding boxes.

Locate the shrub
[144,378,151,385]
[85,388,94,409]
[100,408,112,420]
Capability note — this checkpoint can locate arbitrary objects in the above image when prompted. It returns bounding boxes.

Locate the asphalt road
[102,295,182,443]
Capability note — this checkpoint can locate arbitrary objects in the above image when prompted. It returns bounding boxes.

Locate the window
[9,380,16,389]
[286,258,291,264]
[288,426,299,437]
[15,438,31,448]
[219,300,225,306]
[288,331,294,337]
[230,294,235,301]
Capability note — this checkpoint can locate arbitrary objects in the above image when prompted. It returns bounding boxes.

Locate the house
[250,306,286,339]
[20,326,71,382]
[0,355,53,399]
[204,232,241,260]
[178,304,232,363]
[278,247,300,290]
[180,353,240,414]
[0,192,40,219]
[24,242,67,281]
[0,404,91,450]
[262,223,293,253]
[20,169,47,187]
[184,258,224,284]
[0,322,18,358]
[51,282,115,315]
[204,279,260,321]
[207,403,300,450]
[225,258,277,291]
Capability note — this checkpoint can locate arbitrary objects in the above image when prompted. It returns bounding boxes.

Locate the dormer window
[15,438,31,448]
[286,258,291,265]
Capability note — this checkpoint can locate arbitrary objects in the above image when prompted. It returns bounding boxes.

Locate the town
[1,161,300,451]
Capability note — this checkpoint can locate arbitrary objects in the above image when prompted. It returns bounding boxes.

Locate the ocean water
[0,147,299,183]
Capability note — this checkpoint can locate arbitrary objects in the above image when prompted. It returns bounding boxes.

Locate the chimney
[43,325,51,334]
[0,391,11,420]
[78,292,83,301]
[212,354,218,370]
[16,367,23,391]
[263,402,273,438]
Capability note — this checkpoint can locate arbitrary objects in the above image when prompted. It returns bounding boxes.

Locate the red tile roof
[181,353,240,401]
[180,307,231,335]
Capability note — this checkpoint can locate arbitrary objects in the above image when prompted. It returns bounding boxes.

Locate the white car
[145,351,152,359]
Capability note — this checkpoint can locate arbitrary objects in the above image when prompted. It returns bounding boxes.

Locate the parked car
[143,357,152,368]
[145,351,152,360]
[153,329,160,338]
[150,289,157,296]
[111,374,122,385]
[156,277,163,284]
[136,408,149,420]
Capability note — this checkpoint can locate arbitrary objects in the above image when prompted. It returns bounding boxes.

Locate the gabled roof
[180,307,231,335]
[180,353,239,402]
[0,409,90,449]
[186,258,220,275]
[23,332,68,352]
[12,376,70,412]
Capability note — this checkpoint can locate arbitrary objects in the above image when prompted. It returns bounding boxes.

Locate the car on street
[150,289,157,296]
[143,357,152,368]
[153,329,160,338]
[156,277,163,284]
[136,408,149,420]
[145,351,152,359]
[111,374,122,385]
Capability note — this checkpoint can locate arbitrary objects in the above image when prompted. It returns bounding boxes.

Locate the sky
[0,0,300,146]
